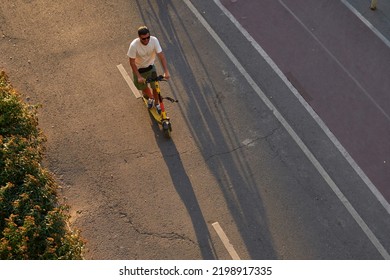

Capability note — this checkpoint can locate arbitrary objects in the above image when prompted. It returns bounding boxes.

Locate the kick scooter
[144,73,178,138]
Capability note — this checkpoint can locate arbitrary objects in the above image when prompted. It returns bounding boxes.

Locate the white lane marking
[212,222,241,260]
[117,64,142,99]
[184,0,390,259]
[277,0,390,214]
[211,0,390,218]
[278,0,390,122]
[274,1,390,215]
[341,0,390,48]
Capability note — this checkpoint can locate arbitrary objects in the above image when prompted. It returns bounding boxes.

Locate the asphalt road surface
[1,0,389,259]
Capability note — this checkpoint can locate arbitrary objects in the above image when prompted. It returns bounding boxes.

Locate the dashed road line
[212,222,241,260]
[183,0,390,259]
[117,64,142,99]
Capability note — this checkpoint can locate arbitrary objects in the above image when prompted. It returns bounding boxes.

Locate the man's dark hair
[138,26,150,36]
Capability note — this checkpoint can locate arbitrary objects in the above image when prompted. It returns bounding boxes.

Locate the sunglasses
[140,36,150,41]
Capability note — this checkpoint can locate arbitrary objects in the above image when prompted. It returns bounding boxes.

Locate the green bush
[0,71,84,259]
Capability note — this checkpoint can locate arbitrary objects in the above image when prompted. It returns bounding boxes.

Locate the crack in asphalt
[204,125,281,162]
[117,211,196,245]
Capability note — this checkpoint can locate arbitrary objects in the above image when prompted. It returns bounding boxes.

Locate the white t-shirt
[127,36,162,68]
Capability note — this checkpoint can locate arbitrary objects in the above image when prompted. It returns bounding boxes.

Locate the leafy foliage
[0,71,84,259]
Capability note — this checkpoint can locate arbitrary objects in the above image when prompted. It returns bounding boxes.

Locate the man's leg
[133,71,152,99]
[153,88,159,105]
[143,87,154,99]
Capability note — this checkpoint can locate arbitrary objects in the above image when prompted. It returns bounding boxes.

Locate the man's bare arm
[157,52,170,79]
[129,58,145,83]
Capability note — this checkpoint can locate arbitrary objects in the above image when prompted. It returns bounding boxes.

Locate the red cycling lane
[220,0,390,202]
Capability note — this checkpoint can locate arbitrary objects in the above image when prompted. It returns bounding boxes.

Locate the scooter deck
[143,97,162,124]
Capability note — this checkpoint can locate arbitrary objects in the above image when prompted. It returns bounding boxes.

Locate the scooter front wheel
[162,120,172,139]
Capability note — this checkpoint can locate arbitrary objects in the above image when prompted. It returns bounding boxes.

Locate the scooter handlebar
[145,75,165,83]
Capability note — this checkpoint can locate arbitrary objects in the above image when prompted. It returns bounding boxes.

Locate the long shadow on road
[161,137,216,259]
[147,114,216,259]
